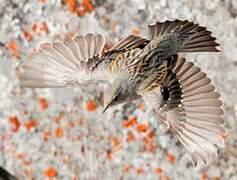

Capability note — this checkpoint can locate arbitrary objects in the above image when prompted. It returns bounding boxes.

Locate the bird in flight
[19,19,227,166]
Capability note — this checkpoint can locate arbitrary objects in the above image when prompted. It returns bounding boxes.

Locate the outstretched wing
[148,19,220,53]
[143,56,227,166]
[19,33,108,88]
[19,33,149,88]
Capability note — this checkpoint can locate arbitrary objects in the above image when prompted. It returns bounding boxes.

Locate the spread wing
[19,33,149,88]
[143,56,227,166]
[148,19,220,52]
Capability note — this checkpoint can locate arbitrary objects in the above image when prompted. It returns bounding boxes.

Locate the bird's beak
[103,102,112,113]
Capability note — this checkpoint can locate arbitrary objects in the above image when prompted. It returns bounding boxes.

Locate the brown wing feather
[147,19,220,52]
[111,35,149,51]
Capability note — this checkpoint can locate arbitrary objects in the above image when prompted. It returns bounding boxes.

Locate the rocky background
[0,0,236,179]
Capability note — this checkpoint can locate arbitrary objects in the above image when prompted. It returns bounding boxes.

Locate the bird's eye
[113,95,119,101]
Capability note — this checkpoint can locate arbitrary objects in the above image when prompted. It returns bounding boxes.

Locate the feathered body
[19,19,227,166]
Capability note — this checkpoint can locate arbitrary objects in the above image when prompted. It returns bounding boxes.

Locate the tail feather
[19,33,106,88]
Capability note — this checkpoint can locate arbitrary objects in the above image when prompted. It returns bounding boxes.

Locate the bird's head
[103,78,141,112]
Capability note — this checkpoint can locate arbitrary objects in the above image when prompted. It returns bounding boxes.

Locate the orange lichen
[1,133,10,142]
[142,129,156,152]
[122,116,137,128]
[77,6,85,16]
[71,176,78,180]
[31,23,37,32]
[67,120,75,128]
[21,30,32,42]
[62,0,68,4]
[66,31,75,38]
[146,129,155,139]
[76,117,84,126]
[68,0,76,13]
[53,114,62,124]
[8,116,20,132]
[126,131,135,142]
[82,0,94,12]
[106,150,112,160]
[148,143,156,152]
[38,22,48,33]
[161,176,169,180]
[132,28,140,36]
[135,167,144,175]
[136,123,148,133]
[123,164,130,173]
[111,22,117,31]
[23,160,31,166]
[109,136,123,152]
[38,97,48,110]
[43,167,57,178]
[16,153,24,159]
[85,99,96,112]
[38,0,46,3]
[166,153,175,164]
[42,129,50,141]
[142,136,156,152]
[55,127,63,138]
[23,169,32,178]
[110,136,120,148]
[136,102,144,110]
[21,110,28,116]
[6,41,19,58]
[201,173,207,180]
[154,167,163,175]
[24,119,38,131]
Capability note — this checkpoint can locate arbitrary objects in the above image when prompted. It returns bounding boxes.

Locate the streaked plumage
[19,19,227,166]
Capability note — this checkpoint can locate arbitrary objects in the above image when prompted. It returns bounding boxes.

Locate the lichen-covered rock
[0,0,236,179]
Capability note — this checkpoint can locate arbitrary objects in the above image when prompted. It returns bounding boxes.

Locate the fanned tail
[19,33,105,88]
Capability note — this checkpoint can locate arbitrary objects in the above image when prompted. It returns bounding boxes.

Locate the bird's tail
[148,19,220,52]
[19,33,105,88]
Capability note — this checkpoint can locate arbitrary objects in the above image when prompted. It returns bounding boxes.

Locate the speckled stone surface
[0,0,236,179]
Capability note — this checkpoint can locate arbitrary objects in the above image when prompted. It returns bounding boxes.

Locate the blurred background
[0,0,237,179]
